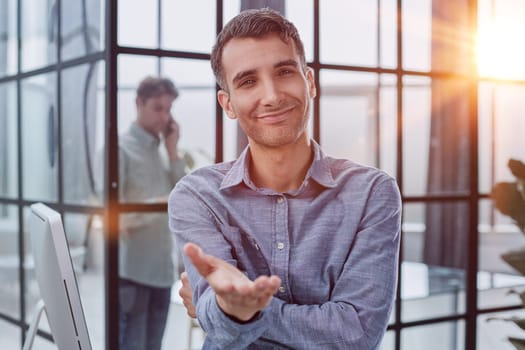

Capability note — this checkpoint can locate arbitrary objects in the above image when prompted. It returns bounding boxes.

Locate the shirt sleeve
[169,158,187,184]
[169,180,277,348]
[169,176,401,350]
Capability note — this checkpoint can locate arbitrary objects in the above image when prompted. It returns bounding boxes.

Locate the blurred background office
[2,0,525,349]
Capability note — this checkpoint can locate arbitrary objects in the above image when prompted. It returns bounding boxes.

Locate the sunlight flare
[477,20,525,79]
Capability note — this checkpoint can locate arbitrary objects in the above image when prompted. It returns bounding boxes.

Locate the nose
[162,111,172,123]
[259,79,282,106]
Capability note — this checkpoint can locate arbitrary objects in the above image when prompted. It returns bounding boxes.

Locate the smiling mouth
[257,106,294,123]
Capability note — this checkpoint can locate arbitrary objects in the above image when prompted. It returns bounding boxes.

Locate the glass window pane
[401,321,465,350]
[403,0,471,74]
[402,0,431,72]
[61,61,106,205]
[486,83,525,186]
[478,311,525,350]
[403,76,471,196]
[478,82,493,195]
[166,299,205,348]
[402,75,430,195]
[118,0,158,48]
[21,73,58,202]
[380,0,397,69]
[118,55,158,88]
[0,205,20,320]
[223,111,238,162]
[320,70,380,168]
[380,330,395,350]
[477,0,525,80]
[320,0,378,66]
[161,0,216,53]
[161,58,216,169]
[0,82,18,199]
[0,319,21,350]
[287,0,314,63]
[223,0,241,25]
[478,199,525,309]
[402,202,468,322]
[0,0,18,77]
[379,74,398,177]
[117,54,157,139]
[21,0,56,71]
[61,0,105,61]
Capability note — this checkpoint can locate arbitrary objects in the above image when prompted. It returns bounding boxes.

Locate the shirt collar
[129,122,160,148]
[220,140,337,191]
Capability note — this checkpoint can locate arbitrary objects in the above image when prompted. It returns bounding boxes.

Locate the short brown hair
[136,76,179,101]
[210,8,306,91]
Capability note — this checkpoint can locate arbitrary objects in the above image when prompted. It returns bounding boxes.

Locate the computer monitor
[24,203,92,350]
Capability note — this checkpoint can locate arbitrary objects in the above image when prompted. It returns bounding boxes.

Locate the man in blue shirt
[168,8,401,349]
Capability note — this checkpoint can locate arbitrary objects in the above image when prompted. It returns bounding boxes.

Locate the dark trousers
[118,278,171,350]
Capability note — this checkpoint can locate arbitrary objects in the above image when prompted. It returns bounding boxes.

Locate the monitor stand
[22,299,46,350]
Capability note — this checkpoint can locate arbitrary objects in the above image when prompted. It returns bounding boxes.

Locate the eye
[278,68,294,76]
[239,79,256,88]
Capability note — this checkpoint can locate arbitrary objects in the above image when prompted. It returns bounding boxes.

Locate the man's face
[217,33,316,148]
[136,94,175,136]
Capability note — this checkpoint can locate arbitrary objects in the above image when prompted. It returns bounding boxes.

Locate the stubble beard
[245,101,311,148]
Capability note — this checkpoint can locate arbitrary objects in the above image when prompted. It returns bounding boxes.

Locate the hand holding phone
[163,116,181,161]
[163,116,176,138]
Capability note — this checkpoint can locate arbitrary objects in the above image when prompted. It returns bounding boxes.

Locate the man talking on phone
[114,76,187,350]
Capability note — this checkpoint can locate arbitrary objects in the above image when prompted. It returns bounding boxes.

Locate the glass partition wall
[0,0,106,349]
[1,1,525,349]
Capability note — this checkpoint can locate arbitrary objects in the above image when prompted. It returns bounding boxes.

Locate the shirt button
[277,242,284,250]
[277,197,284,204]
[279,286,285,293]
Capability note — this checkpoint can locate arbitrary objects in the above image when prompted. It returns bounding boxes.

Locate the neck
[248,136,313,193]
[136,119,158,138]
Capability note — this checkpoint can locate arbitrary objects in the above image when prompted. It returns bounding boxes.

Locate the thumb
[184,243,215,277]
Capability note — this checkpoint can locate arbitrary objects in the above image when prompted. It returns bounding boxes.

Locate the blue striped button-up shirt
[168,141,401,349]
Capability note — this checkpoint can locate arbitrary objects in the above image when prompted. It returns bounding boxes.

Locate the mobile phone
[164,117,175,137]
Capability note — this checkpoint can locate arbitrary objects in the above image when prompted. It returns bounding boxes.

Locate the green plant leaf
[501,249,525,275]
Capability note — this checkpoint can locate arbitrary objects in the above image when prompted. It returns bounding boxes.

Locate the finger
[269,275,282,290]
[180,271,190,287]
[179,284,192,300]
[183,301,196,318]
[253,275,281,295]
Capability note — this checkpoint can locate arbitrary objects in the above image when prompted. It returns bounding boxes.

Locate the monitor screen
[29,203,92,350]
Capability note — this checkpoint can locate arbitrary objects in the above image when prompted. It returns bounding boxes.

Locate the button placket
[273,194,289,298]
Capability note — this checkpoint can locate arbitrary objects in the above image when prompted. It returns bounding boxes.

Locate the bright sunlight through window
[477,20,525,80]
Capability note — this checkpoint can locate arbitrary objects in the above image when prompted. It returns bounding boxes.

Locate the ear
[306,67,316,98]
[217,90,236,120]
[135,96,143,109]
